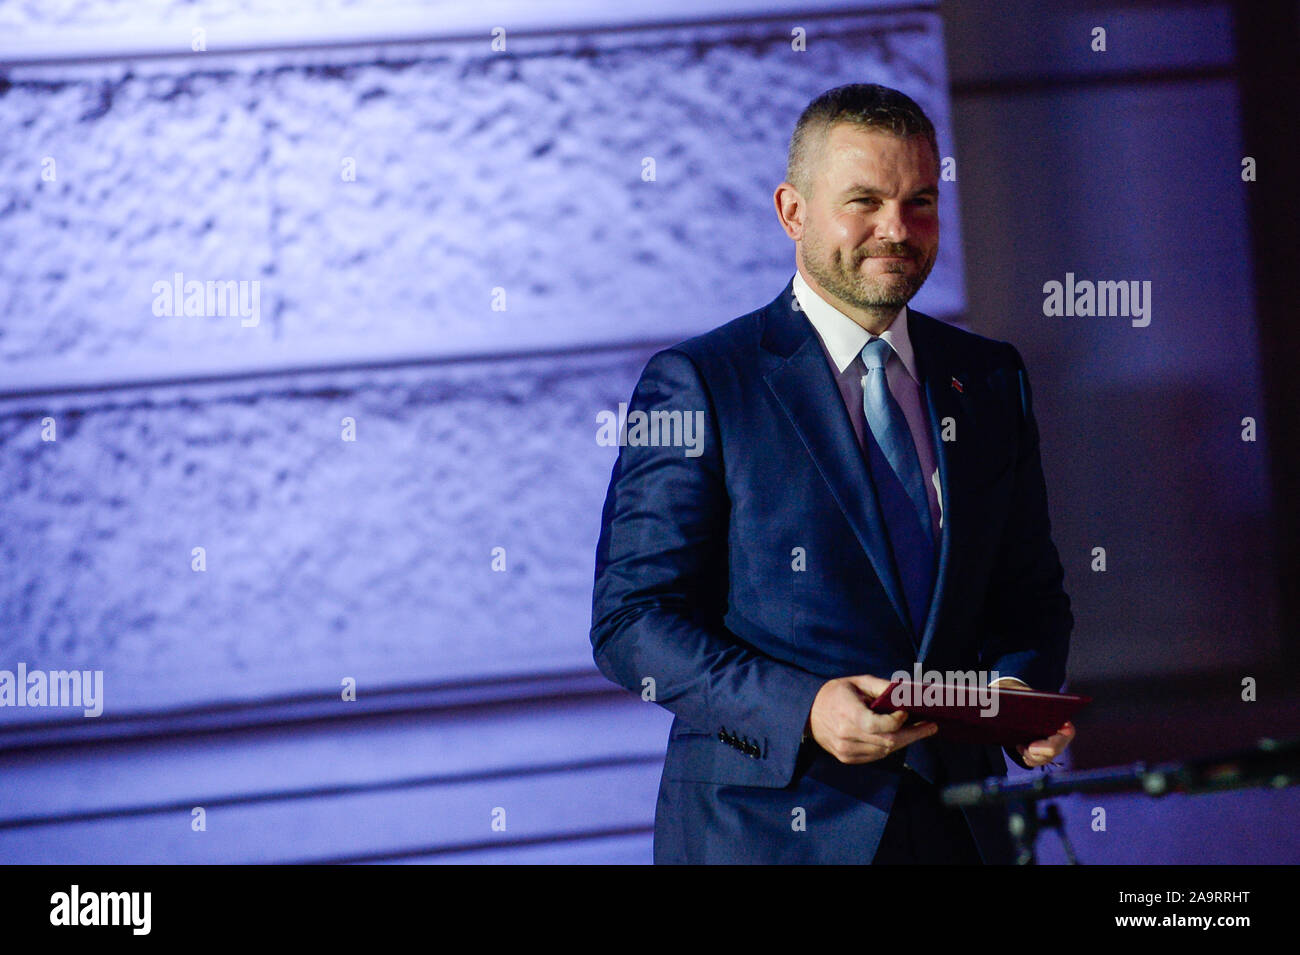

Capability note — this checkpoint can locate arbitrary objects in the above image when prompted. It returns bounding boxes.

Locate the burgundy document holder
[868,680,1091,746]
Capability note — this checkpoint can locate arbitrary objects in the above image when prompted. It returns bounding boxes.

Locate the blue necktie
[860,337,936,636]
[861,337,939,784]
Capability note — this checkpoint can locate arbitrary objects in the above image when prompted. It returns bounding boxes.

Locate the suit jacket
[590,278,1073,864]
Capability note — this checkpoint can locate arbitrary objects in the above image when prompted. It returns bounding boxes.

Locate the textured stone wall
[0,14,961,380]
[0,8,959,717]
[0,352,652,712]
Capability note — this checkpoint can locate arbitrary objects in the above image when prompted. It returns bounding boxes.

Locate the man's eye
[911,198,934,207]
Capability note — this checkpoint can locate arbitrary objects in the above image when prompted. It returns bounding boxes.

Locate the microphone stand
[941,736,1299,865]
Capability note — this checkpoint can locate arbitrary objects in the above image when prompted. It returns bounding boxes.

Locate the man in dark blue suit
[590,84,1075,864]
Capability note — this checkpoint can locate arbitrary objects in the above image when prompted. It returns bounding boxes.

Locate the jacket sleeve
[979,345,1075,769]
[590,347,826,788]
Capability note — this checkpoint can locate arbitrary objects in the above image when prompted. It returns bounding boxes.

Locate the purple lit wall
[0,0,1294,864]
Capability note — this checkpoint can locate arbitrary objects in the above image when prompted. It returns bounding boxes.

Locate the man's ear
[773,182,804,240]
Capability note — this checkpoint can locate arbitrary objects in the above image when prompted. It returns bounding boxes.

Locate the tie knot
[860,336,893,371]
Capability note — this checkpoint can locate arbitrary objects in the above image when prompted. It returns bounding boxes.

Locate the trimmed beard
[803,239,935,312]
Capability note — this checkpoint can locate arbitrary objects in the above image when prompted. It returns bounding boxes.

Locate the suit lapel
[761,281,917,655]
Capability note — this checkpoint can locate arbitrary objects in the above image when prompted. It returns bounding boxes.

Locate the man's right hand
[807,674,938,765]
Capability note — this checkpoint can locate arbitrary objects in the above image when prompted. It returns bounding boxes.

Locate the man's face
[796,124,939,319]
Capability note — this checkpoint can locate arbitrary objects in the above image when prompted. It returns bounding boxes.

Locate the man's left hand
[1016,721,1076,768]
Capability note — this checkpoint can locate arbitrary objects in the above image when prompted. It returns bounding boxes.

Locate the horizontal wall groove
[951,62,1237,98]
[0,752,663,833]
[0,668,625,753]
[0,2,933,69]
[0,335,678,405]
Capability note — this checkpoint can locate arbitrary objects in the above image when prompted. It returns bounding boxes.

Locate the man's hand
[992,680,1077,768]
[807,674,937,765]
[1016,721,1076,768]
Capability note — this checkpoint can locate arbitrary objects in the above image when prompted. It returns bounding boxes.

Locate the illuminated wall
[0,0,960,863]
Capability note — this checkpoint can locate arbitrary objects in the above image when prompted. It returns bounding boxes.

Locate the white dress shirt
[792,270,943,542]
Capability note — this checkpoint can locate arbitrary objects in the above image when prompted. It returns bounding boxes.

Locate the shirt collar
[792,270,918,383]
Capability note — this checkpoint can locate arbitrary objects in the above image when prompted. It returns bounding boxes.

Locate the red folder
[868,680,1091,746]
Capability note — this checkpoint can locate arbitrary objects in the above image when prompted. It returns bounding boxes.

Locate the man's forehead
[823,124,930,159]
[819,126,937,184]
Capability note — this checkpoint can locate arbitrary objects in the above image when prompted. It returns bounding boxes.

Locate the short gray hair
[786,83,940,196]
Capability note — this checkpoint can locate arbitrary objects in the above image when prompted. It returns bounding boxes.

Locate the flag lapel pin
[950,376,964,393]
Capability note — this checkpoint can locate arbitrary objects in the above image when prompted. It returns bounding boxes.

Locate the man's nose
[875,203,908,243]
